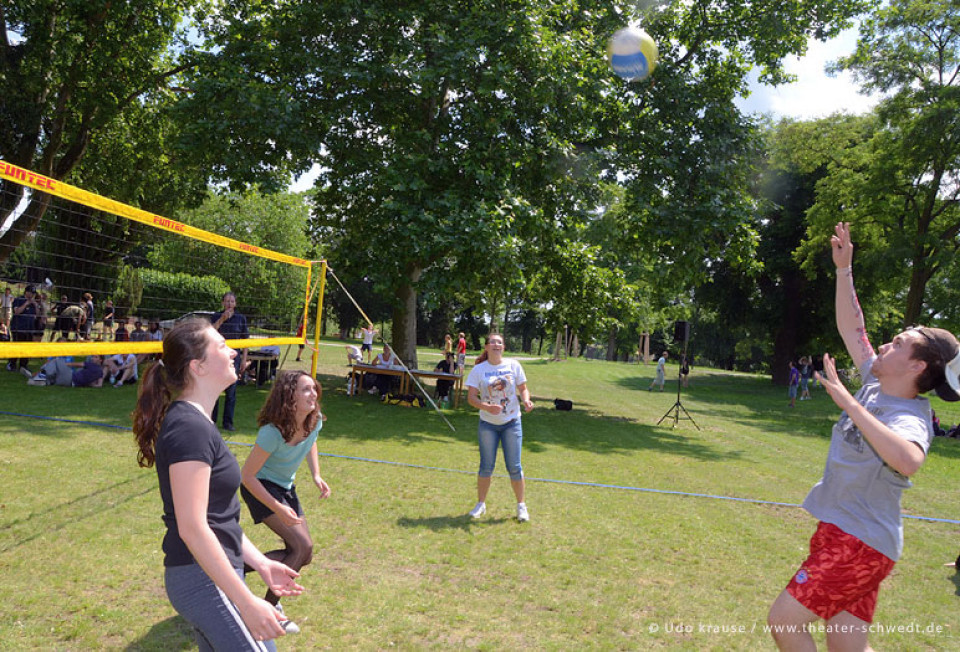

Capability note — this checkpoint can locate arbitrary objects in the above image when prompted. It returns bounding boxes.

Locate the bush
[135,268,230,322]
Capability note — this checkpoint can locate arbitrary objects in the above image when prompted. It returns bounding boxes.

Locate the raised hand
[830,222,853,269]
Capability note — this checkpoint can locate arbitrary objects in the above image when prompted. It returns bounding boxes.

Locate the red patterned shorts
[786,521,895,623]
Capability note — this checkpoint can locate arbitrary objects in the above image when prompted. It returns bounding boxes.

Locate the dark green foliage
[136,268,230,323]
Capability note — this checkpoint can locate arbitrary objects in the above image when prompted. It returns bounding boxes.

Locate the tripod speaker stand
[657,321,700,430]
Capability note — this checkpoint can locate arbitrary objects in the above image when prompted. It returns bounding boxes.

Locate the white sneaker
[274,603,300,635]
[468,502,486,518]
[517,503,530,522]
[20,367,33,379]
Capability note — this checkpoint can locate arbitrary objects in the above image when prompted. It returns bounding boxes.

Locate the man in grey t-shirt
[768,222,960,651]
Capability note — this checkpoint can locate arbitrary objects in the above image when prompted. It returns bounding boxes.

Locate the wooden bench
[247,350,279,387]
[350,364,464,407]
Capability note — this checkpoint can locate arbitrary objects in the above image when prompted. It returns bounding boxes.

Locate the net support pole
[310,261,328,378]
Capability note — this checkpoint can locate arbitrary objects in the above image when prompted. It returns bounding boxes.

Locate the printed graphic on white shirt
[483,372,516,420]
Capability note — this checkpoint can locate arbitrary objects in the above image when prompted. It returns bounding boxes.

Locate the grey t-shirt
[802,357,933,561]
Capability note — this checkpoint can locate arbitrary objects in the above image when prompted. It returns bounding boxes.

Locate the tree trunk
[902,260,931,329]
[606,325,618,361]
[0,192,53,265]
[392,263,421,368]
[771,271,803,385]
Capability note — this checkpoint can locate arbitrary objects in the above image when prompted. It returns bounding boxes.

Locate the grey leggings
[164,563,276,652]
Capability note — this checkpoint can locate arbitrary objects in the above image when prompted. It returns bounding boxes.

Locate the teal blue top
[255,420,322,489]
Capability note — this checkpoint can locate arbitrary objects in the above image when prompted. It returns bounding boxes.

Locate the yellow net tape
[0,161,310,267]
[0,161,317,359]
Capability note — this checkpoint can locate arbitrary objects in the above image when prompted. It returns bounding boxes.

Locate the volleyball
[607,26,658,81]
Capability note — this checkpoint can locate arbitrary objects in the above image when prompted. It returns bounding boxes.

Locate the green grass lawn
[2,340,958,650]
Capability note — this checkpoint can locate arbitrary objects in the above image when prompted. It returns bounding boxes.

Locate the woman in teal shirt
[241,371,332,627]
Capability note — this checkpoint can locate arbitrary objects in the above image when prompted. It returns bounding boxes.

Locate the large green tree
[693,120,837,380]
[0,0,202,264]
[797,0,960,328]
[173,0,864,365]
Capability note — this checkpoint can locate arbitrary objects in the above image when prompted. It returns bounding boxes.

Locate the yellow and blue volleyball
[607,26,658,81]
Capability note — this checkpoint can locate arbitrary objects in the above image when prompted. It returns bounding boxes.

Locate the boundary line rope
[3,410,957,525]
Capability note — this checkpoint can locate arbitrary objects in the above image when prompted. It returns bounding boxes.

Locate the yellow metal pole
[311,261,328,377]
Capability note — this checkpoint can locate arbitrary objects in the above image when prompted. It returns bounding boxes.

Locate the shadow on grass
[615,371,837,441]
[930,436,960,460]
[396,514,514,532]
[949,566,960,596]
[0,474,155,553]
[125,615,195,651]
[315,371,742,463]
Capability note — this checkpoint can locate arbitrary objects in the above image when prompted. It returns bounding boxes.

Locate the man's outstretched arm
[831,222,874,370]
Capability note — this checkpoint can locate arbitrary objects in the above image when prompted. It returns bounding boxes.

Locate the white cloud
[736,27,880,120]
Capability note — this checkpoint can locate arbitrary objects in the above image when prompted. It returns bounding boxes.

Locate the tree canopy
[796,0,960,329]
[0,0,205,264]
[170,0,863,364]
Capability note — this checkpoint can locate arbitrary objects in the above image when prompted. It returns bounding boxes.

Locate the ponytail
[132,362,171,467]
[131,318,213,467]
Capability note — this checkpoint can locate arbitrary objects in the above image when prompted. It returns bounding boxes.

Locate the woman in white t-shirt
[465,333,534,522]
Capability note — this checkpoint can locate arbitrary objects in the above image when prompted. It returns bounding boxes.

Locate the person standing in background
[33,292,49,341]
[648,351,668,391]
[799,356,813,400]
[295,320,306,362]
[212,292,249,432]
[81,292,94,340]
[0,287,12,327]
[788,361,801,408]
[102,299,115,341]
[456,332,467,372]
[360,323,377,364]
[7,285,38,374]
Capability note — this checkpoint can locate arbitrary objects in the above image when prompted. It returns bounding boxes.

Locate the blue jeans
[213,356,243,428]
[477,417,523,480]
[165,563,275,651]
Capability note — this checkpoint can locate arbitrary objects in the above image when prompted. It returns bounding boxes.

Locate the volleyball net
[0,161,322,361]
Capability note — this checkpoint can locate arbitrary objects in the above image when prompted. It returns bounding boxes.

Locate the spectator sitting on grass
[72,355,105,387]
[104,352,138,387]
[27,355,106,387]
[25,356,75,387]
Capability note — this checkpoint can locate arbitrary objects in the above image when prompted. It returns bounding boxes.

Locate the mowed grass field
[1,340,958,650]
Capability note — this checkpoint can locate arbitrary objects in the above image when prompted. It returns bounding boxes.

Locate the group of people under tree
[1,284,171,380]
[788,355,819,407]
